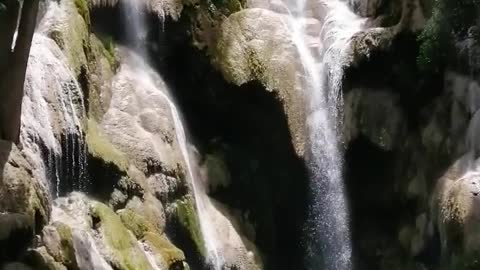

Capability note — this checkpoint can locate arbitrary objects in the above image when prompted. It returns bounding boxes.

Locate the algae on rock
[91,202,152,270]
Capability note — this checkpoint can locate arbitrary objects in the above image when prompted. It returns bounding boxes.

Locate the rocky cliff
[1,0,480,270]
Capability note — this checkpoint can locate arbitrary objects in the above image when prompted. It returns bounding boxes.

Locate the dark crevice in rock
[78,65,90,114]
[85,151,126,203]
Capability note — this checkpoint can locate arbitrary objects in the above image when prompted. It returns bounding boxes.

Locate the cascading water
[119,1,224,268]
[286,0,365,268]
[21,0,89,198]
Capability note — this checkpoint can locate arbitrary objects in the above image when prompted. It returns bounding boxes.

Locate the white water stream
[285,0,364,269]
[21,0,88,198]
[120,0,224,268]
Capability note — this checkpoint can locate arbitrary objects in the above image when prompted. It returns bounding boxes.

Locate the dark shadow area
[85,152,126,204]
[345,135,404,270]
[345,33,445,130]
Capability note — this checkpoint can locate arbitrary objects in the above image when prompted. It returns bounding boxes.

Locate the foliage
[417,4,451,73]
[417,0,480,73]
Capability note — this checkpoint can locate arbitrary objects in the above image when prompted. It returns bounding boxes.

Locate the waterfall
[119,1,224,268]
[286,0,364,269]
[21,0,88,198]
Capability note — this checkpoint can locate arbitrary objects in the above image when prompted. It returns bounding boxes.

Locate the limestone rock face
[212,8,306,156]
[100,50,183,178]
[35,193,190,270]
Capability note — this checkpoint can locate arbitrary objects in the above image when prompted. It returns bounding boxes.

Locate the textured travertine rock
[212,8,306,156]
[432,157,480,268]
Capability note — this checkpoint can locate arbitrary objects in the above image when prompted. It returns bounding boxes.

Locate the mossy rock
[74,0,90,28]
[86,119,129,171]
[54,222,76,269]
[90,203,151,270]
[96,35,117,70]
[172,197,206,257]
[86,35,117,120]
[41,222,77,269]
[24,247,67,270]
[143,232,186,269]
[118,209,157,239]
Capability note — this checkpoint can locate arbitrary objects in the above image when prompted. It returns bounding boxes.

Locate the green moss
[98,36,117,69]
[91,203,151,270]
[143,232,186,267]
[173,197,206,257]
[53,222,77,268]
[118,208,186,269]
[86,119,129,171]
[74,0,91,28]
[118,209,157,239]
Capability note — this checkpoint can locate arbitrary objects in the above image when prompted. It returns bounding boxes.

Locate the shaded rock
[0,213,34,262]
[23,247,67,270]
[1,263,32,270]
[344,88,406,150]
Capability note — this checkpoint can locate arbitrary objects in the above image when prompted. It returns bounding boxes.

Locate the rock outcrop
[0,140,51,263]
[211,8,306,155]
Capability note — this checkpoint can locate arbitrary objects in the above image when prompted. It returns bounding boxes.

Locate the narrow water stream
[285,0,364,269]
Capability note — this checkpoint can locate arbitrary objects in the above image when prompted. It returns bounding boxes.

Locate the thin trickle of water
[168,95,225,270]
[119,1,224,268]
[286,0,364,269]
